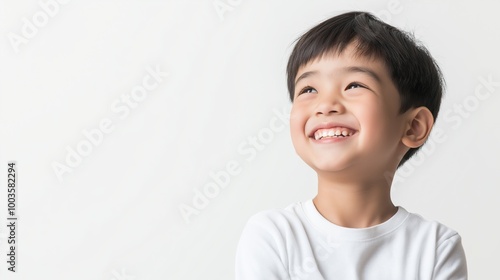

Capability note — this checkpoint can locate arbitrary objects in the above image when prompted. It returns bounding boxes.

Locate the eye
[298,86,317,95]
[345,82,366,90]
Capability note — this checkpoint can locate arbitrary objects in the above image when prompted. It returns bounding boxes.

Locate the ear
[401,107,434,148]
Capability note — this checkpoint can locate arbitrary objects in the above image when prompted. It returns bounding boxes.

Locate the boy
[235,11,467,279]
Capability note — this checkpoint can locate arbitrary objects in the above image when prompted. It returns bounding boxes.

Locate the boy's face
[290,43,409,177]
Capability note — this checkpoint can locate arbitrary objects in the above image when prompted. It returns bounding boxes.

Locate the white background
[0,0,499,279]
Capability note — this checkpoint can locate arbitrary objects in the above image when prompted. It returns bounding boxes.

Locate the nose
[315,90,345,115]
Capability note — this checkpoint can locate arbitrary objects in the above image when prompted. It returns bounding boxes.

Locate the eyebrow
[344,66,382,83]
[294,70,319,86]
[294,66,382,86]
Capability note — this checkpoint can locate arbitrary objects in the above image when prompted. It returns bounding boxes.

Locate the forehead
[295,44,390,83]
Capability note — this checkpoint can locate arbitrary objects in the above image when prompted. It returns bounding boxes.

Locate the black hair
[286,11,444,167]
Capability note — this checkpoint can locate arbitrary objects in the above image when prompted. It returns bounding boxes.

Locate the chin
[313,165,349,174]
[306,158,353,174]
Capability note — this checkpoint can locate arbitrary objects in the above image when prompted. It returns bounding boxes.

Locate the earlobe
[401,107,434,148]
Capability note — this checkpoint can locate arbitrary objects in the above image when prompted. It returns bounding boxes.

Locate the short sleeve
[235,212,291,280]
[433,233,468,280]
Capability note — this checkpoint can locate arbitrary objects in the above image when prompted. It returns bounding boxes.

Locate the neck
[313,173,397,228]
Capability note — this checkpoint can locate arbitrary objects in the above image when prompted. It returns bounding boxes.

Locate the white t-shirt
[235,200,467,280]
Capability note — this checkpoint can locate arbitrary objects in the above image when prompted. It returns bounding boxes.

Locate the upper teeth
[314,128,354,140]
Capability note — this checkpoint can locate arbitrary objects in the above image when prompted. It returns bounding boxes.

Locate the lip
[310,134,355,144]
[307,122,358,138]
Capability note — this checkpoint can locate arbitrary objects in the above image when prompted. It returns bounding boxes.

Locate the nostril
[317,110,338,115]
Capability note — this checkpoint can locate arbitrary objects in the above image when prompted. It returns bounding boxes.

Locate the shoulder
[238,201,312,247]
[402,209,460,246]
[235,202,308,277]
[242,202,306,236]
[237,201,314,265]
[401,209,468,278]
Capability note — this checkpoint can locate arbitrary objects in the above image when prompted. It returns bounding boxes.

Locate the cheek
[355,103,396,142]
[358,95,405,161]
[289,105,308,143]
[354,101,381,123]
[290,105,303,127]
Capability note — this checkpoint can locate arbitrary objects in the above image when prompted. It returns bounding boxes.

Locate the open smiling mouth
[312,127,356,140]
